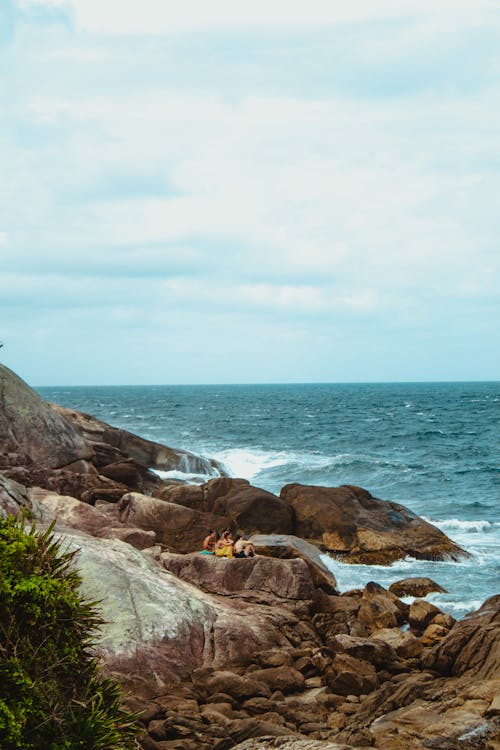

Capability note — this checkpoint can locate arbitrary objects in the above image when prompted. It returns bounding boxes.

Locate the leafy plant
[0,515,139,749]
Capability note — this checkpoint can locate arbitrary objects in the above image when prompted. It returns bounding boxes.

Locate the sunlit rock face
[281,483,467,564]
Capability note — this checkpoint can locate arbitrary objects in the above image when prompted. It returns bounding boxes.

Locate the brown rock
[330,634,399,669]
[160,552,315,602]
[250,534,338,593]
[423,595,500,679]
[0,364,92,471]
[247,667,305,694]
[419,623,449,646]
[370,628,423,660]
[280,483,467,563]
[325,654,378,696]
[203,478,294,535]
[408,599,442,632]
[118,492,220,552]
[199,671,273,701]
[388,577,447,598]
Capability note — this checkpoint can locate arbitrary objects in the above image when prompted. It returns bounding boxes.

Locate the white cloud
[63,0,500,34]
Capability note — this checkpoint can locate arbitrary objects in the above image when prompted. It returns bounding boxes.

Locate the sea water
[37,382,499,619]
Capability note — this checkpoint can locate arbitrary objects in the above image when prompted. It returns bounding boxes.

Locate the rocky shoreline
[1,364,499,750]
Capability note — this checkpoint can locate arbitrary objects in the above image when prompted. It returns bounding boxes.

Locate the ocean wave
[214,447,415,482]
[151,468,213,484]
[214,448,294,480]
[423,517,497,533]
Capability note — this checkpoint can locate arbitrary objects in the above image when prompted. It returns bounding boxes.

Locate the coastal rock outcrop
[58,529,306,696]
[281,483,467,564]
[0,364,92,472]
[53,402,226,479]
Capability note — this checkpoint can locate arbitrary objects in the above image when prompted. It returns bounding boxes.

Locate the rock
[54,528,297,695]
[52,403,226,479]
[152,484,205,509]
[202,478,294,535]
[423,595,500,679]
[408,599,443,632]
[357,582,407,634]
[118,492,220,552]
[250,534,338,593]
[160,552,315,602]
[388,577,447,598]
[370,628,423,659]
[330,634,399,669]
[231,737,357,749]
[198,671,272,701]
[280,483,467,564]
[0,472,31,518]
[245,667,305,694]
[419,623,450,646]
[256,651,294,669]
[0,364,92,471]
[224,718,293,743]
[325,654,378,696]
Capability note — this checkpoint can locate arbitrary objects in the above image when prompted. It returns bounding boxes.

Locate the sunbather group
[201,529,256,558]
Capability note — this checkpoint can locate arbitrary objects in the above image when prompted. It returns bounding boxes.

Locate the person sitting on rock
[233,535,256,558]
[200,530,217,554]
[214,529,234,558]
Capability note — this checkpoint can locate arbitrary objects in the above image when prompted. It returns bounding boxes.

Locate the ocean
[37,381,499,619]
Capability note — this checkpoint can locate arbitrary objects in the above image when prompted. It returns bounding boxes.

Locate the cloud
[1,0,499,383]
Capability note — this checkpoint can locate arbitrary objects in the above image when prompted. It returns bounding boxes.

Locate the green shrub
[0,515,139,749]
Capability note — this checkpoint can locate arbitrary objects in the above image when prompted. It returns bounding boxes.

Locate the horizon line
[35,378,500,388]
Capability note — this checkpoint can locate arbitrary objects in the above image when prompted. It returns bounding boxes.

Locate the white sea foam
[423,517,495,533]
[151,469,211,484]
[214,447,294,479]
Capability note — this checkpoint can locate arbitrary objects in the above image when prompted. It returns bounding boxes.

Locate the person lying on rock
[214,529,234,558]
[200,529,217,555]
[233,535,256,558]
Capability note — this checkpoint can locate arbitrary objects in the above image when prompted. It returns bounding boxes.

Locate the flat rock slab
[160,551,315,601]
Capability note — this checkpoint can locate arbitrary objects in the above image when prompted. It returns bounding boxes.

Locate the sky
[1,0,499,386]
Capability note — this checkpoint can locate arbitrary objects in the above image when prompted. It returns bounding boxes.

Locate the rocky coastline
[1,364,499,750]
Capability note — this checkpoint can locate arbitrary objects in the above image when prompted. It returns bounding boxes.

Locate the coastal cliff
[0,364,498,750]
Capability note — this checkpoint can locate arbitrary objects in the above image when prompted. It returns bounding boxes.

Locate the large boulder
[160,552,315,603]
[281,483,466,564]
[250,534,338,593]
[0,364,92,471]
[58,528,299,696]
[117,491,221,552]
[202,478,294,535]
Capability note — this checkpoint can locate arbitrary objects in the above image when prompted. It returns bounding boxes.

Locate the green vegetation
[0,515,138,749]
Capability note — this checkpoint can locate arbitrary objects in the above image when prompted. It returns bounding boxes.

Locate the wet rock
[389,577,448,598]
[280,483,467,564]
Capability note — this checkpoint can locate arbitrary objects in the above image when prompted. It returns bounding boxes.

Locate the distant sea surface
[37,382,499,619]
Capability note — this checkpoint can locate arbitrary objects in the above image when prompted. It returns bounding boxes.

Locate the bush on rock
[0,515,138,750]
